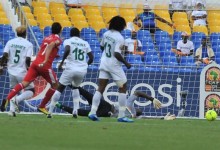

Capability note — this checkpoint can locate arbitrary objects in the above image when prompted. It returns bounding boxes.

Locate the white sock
[16,90,34,103]
[72,89,80,114]
[90,91,102,115]
[127,94,138,116]
[118,93,127,118]
[9,100,15,112]
[49,91,61,114]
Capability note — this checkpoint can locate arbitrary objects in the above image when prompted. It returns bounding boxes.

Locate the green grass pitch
[0,114,220,150]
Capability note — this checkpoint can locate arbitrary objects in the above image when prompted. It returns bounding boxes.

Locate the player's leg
[78,87,94,105]
[88,70,110,121]
[1,65,36,112]
[112,69,133,122]
[38,68,58,114]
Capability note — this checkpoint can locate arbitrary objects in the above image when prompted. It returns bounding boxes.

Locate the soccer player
[48,28,93,118]
[55,86,162,118]
[88,16,134,123]
[0,26,35,116]
[0,22,62,115]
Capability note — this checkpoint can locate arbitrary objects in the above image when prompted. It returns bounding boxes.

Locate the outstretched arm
[155,14,174,27]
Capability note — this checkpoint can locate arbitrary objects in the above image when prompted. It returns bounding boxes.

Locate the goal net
[0,0,220,118]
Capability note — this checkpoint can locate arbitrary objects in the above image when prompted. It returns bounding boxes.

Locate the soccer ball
[205,110,218,121]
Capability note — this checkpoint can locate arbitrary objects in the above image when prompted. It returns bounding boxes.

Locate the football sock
[118,93,127,118]
[90,91,102,115]
[72,89,80,114]
[7,83,24,101]
[49,90,61,114]
[39,88,55,108]
[127,94,138,116]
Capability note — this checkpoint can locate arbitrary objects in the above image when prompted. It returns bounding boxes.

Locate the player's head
[196,2,203,10]
[143,3,151,12]
[202,37,208,47]
[181,31,189,43]
[135,108,143,116]
[51,22,62,35]
[108,16,126,32]
[70,27,80,37]
[16,26,26,38]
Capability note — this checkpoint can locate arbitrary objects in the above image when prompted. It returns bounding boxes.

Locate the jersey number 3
[104,42,111,58]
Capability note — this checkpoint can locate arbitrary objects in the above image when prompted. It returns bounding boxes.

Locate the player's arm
[25,57,31,68]
[0,52,8,75]
[155,14,174,28]
[133,15,141,27]
[58,45,70,69]
[26,44,33,69]
[87,52,93,65]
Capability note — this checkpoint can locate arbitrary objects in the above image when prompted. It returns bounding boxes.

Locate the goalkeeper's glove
[164,112,176,120]
[153,98,162,109]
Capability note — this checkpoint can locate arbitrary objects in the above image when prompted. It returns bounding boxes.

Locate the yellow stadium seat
[207,13,220,23]
[155,11,172,23]
[73,21,89,30]
[193,26,208,35]
[34,7,48,17]
[39,20,53,30]
[21,6,31,13]
[208,20,220,28]
[119,9,135,17]
[85,8,100,16]
[49,2,65,11]
[124,16,135,22]
[36,13,52,21]
[90,21,106,32]
[0,5,3,11]
[59,20,72,28]
[176,25,191,35]
[32,1,46,8]
[119,3,133,9]
[54,14,69,22]
[68,8,84,17]
[156,20,174,35]
[0,18,10,24]
[0,12,7,18]
[174,18,189,26]
[209,26,220,34]
[70,15,87,24]
[51,8,66,17]
[87,15,103,23]
[25,13,35,20]
[172,12,188,22]
[28,19,37,26]
[102,9,118,19]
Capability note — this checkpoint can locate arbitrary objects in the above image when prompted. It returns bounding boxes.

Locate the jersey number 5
[73,48,85,61]
[14,49,20,63]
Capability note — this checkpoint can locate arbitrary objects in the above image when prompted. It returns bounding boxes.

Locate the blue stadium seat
[139,37,154,46]
[137,30,151,39]
[210,33,220,42]
[211,39,220,47]
[99,28,108,38]
[43,26,51,37]
[158,43,174,57]
[93,52,102,63]
[31,26,41,33]
[126,54,143,64]
[155,30,171,45]
[81,27,96,39]
[61,27,71,39]
[87,39,100,48]
[145,54,161,65]
[0,42,3,56]
[142,44,157,55]
[194,41,201,50]
[212,45,220,53]
[92,46,101,53]
[215,52,220,64]
[172,31,182,48]
[121,29,132,39]
[179,56,195,66]
[161,56,178,66]
[191,32,206,42]
[83,34,98,41]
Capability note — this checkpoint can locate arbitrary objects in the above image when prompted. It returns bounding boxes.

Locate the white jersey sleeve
[26,42,33,57]
[114,37,124,53]
[85,42,92,53]
[3,41,11,53]
[138,40,142,47]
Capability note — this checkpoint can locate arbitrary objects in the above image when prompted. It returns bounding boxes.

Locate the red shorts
[23,63,58,84]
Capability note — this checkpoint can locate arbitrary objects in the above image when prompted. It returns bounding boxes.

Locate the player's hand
[164,112,176,120]
[153,98,162,109]
[125,63,132,69]
[137,22,142,28]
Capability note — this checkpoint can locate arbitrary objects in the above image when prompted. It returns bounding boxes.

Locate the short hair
[70,27,80,37]
[108,16,126,32]
[16,26,26,37]
[51,22,62,34]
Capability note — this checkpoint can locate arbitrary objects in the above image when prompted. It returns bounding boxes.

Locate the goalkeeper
[55,86,163,118]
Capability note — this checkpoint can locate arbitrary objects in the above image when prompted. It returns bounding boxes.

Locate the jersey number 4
[73,48,85,61]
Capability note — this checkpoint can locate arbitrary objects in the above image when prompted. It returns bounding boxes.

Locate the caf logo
[205,67,220,92]
[205,94,220,109]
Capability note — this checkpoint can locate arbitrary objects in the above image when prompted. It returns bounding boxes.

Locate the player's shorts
[59,68,86,87]
[23,63,57,85]
[99,67,127,82]
[9,73,34,90]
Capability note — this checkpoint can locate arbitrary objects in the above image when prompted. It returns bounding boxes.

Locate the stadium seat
[99,28,108,38]
[88,39,100,48]
[85,8,101,16]
[87,15,104,23]
[43,26,51,37]
[161,55,178,66]
[209,26,220,34]
[25,13,34,20]
[39,20,53,30]
[210,33,220,42]
[59,20,72,28]
[32,1,47,8]
[81,27,96,38]
[0,18,10,24]
[68,8,84,17]
[73,21,89,30]
[50,8,66,17]
[36,13,52,22]
[136,30,151,40]
[126,54,143,64]
[21,6,31,14]
[155,30,171,44]
[49,2,65,11]
[121,29,132,39]
[61,27,71,39]
[70,15,87,25]
[193,26,208,36]
[28,19,37,26]
[34,7,48,17]
[145,54,161,65]
[175,25,191,35]
[172,12,188,22]
[82,34,98,41]
[90,22,106,33]
[142,45,157,55]
[191,32,206,43]
[54,14,69,22]
[172,31,182,47]
[156,20,174,35]
[179,56,195,66]
[0,12,7,18]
